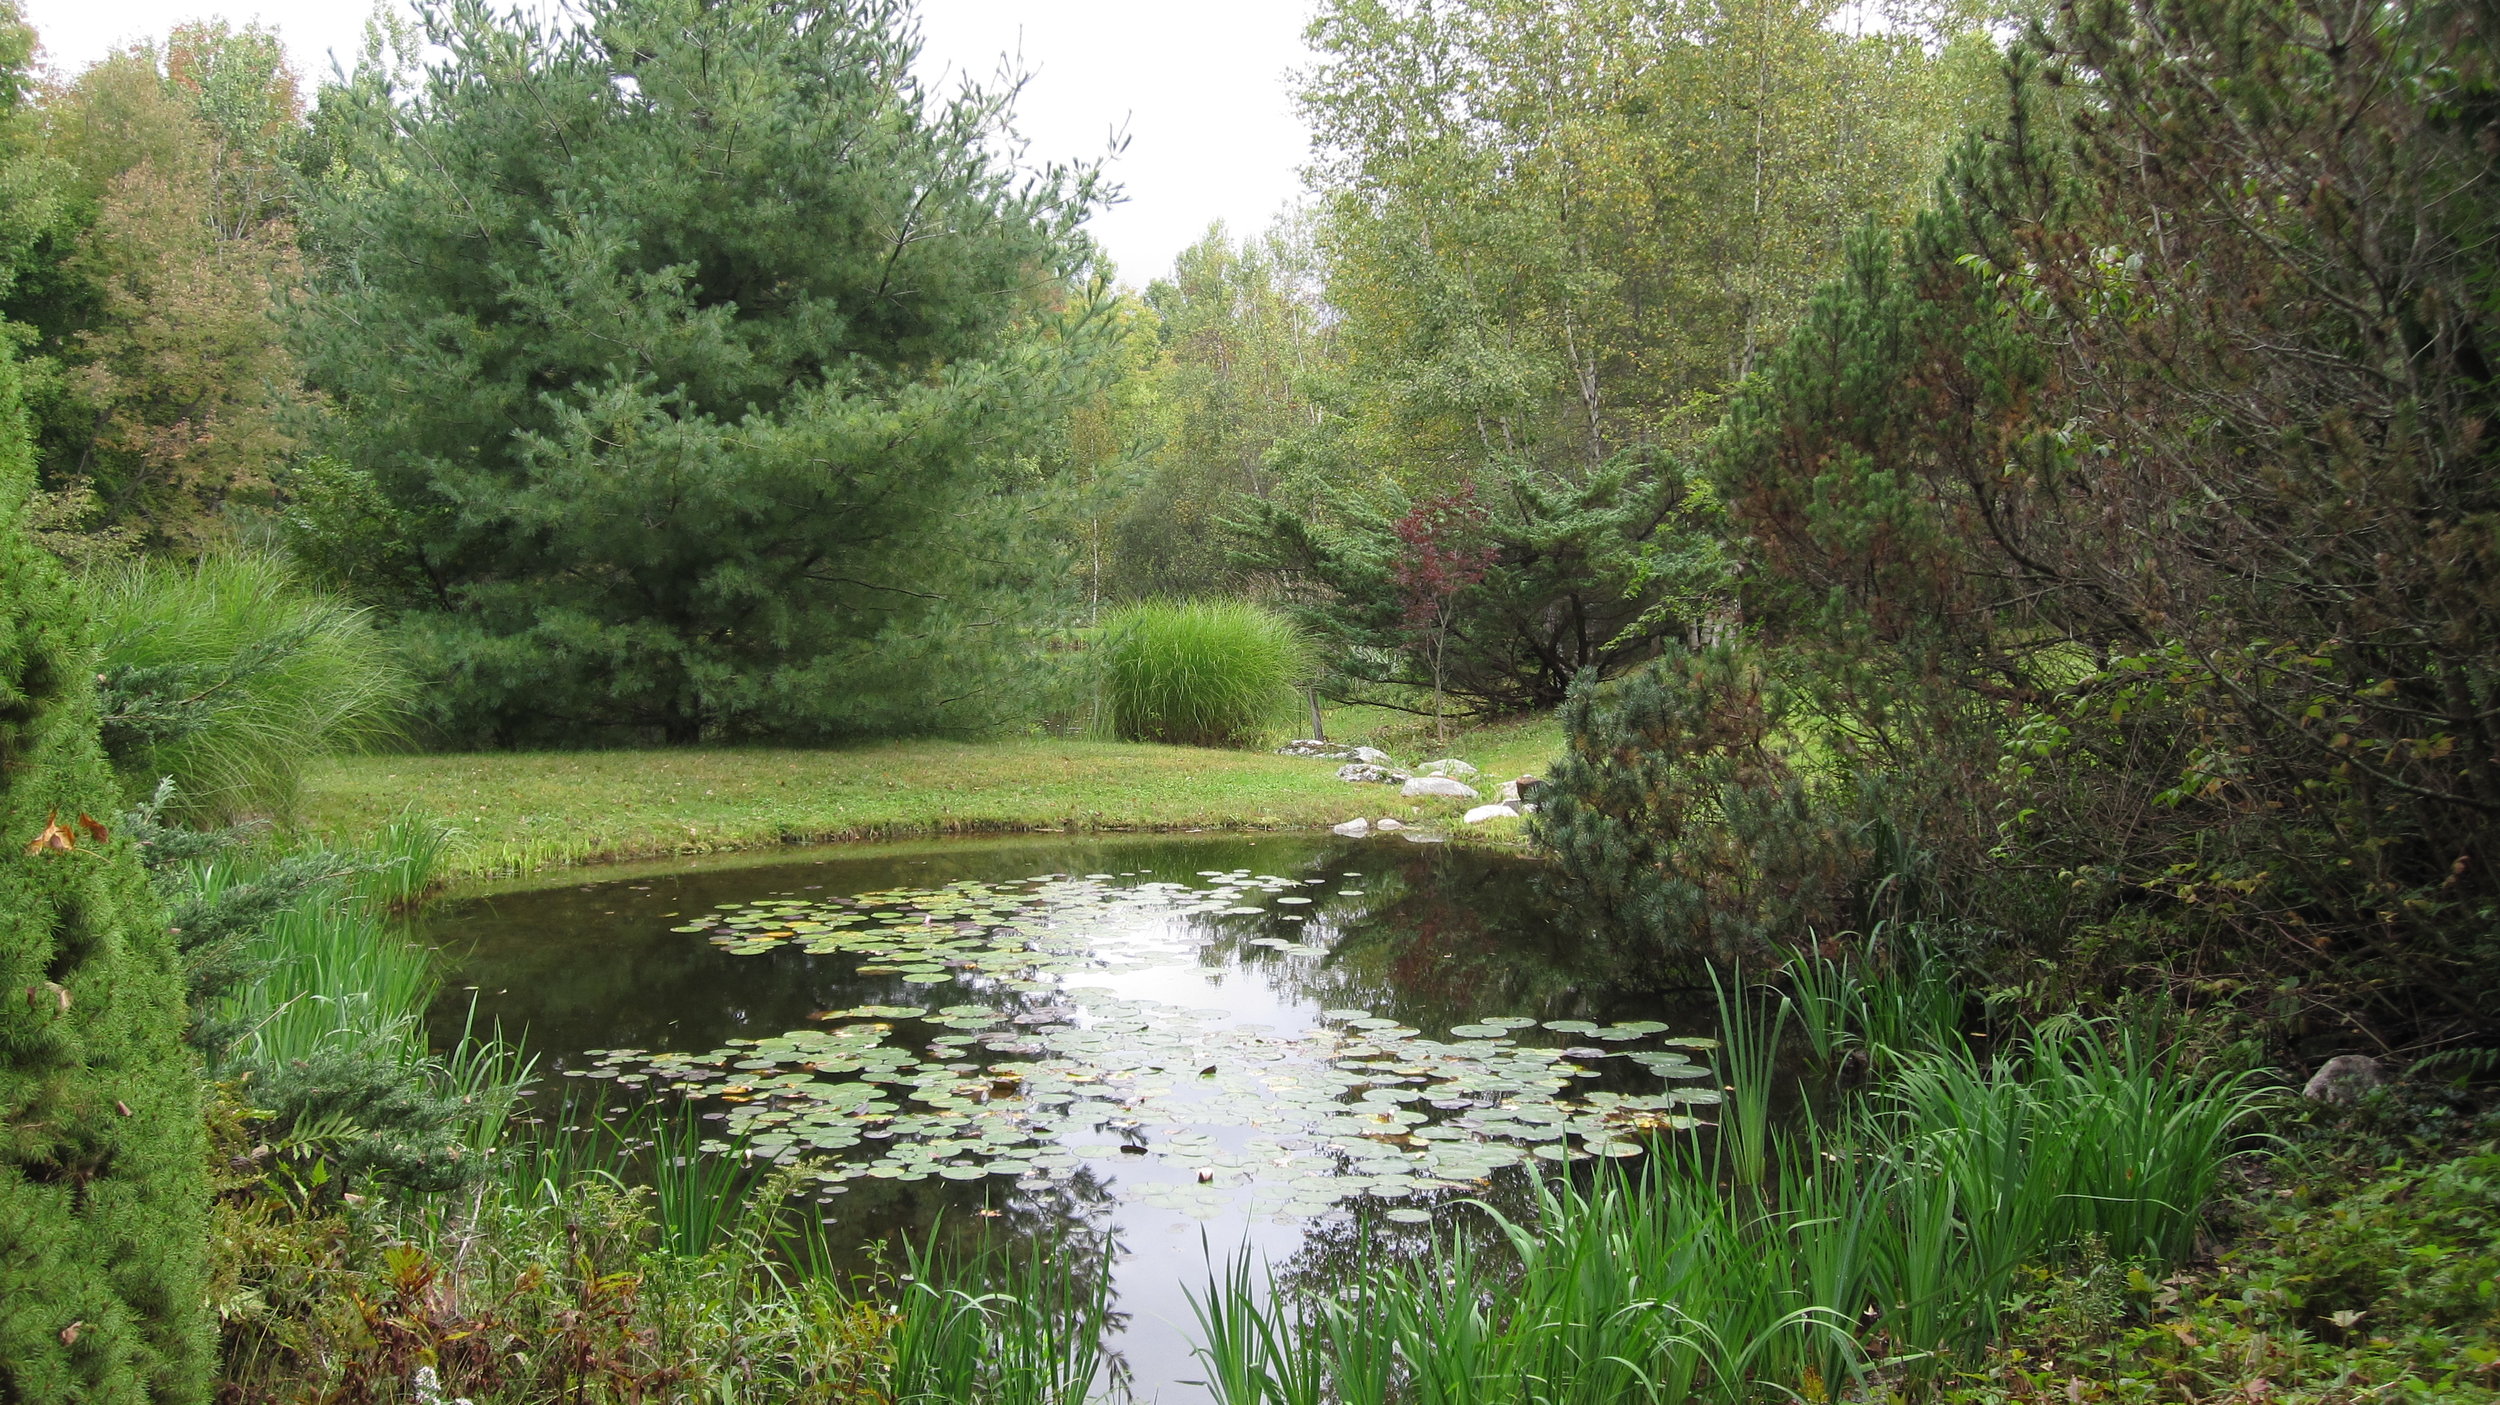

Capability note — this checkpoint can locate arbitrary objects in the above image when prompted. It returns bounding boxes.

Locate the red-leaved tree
[1393,485,1499,747]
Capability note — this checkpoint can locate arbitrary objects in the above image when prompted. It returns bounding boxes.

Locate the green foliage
[1101,599,1310,748]
[1536,646,1866,978]
[0,335,209,1397]
[2264,1146,2500,1340]
[209,1134,897,1403]
[1189,1015,2268,1404]
[292,0,1116,746]
[1293,0,2001,485]
[3,20,305,551]
[1240,461,1721,717]
[1941,1141,2500,1402]
[1690,0,2500,1040]
[1103,223,1331,600]
[888,1233,1119,1405]
[88,553,408,822]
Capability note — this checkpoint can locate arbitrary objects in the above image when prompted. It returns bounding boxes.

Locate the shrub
[88,552,407,822]
[1101,599,1309,747]
[1535,645,1867,979]
[0,346,210,1400]
[1708,0,2500,1040]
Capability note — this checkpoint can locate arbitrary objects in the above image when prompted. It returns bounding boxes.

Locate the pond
[422,833,1720,1401]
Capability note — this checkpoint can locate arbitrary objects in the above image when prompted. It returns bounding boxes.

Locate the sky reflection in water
[423,833,1719,1401]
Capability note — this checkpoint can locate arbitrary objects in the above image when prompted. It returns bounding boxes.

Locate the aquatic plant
[1710,968,1790,1187]
[1102,598,1310,747]
[588,870,1717,1215]
[889,1233,1120,1405]
[625,1098,775,1259]
[1190,1017,2271,1403]
[214,872,434,1071]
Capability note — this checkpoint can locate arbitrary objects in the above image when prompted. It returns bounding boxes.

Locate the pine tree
[1535,646,1863,978]
[293,0,1115,745]
[0,331,208,1398]
[1698,0,2500,1030]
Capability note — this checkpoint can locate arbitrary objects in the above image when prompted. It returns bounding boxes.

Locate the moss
[0,347,209,1401]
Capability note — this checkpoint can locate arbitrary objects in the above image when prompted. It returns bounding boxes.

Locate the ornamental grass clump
[1102,599,1309,748]
[87,552,408,822]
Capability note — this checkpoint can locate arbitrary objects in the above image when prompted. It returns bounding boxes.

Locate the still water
[421,833,1717,1401]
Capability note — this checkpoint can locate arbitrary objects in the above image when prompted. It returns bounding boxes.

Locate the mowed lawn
[302,717,1562,883]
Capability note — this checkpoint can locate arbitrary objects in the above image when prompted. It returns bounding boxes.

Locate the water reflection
[423,834,1712,1401]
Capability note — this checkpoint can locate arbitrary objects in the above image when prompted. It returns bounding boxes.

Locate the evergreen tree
[293,0,1115,745]
[1682,0,2500,1034]
[0,335,209,1397]
[1536,646,1865,977]
[1236,459,1722,715]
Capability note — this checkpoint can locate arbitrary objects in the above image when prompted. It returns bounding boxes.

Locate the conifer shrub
[1535,646,1866,978]
[1101,600,1309,748]
[0,351,209,1399]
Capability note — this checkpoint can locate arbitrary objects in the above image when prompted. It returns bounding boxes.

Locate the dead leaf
[59,1321,81,1346]
[23,812,74,856]
[114,1101,132,1118]
[75,814,108,844]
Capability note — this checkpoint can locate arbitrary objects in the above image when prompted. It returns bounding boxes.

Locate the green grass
[300,710,1568,885]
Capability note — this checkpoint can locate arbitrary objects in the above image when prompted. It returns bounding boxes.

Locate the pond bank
[304,723,1561,886]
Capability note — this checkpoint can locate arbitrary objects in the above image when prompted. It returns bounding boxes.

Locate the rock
[1337,762,1410,785]
[1463,803,1520,824]
[2302,1054,2385,1105]
[1419,758,1480,779]
[1375,817,1406,831]
[1277,739,1359,759]
[1497,780,1520,804]
[1400,776,1481,800]
[1353,746,1397,766]
[1331,818,1372,837]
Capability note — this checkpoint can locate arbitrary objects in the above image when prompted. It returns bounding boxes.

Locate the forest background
[6,0,2492,1047]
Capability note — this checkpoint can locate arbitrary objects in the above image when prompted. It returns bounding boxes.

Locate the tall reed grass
[210,866,435,1071]
[1102,599,1310,747]
[88,552,410,821]
[1189,1014,2273,1404]
[890,1234,1121,1405]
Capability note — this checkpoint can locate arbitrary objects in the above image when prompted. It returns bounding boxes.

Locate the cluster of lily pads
[574,868,1720,1220]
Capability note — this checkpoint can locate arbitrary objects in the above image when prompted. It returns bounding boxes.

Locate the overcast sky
[20,0,1317,284]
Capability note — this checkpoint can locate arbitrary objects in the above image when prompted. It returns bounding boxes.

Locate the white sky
[20,0,1317,284]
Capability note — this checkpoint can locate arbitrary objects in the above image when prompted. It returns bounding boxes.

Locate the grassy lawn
[302,711,1562,883]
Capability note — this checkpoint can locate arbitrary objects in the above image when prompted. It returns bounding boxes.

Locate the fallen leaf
[75,814,109,844]
[59,1321,81,1347]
